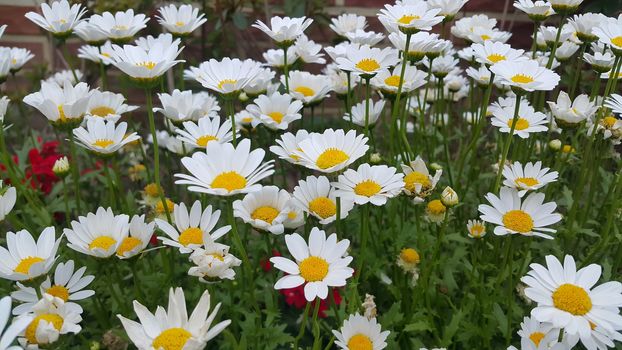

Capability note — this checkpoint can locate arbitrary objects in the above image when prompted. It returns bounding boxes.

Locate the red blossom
[279,286,342,318]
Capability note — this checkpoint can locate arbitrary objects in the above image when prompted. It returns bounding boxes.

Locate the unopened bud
[52,156,70,177]
[549,139,562,151]
[440,186,459,206]
[370,153,382,164]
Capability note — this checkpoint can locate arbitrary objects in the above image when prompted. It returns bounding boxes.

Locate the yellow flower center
[92,139,114,148]
[113,25,128,31]
[427,199,446,215]
[355,58,381,73]
[209,253,225,262]
[175,21,185,27]
[469,224,485,237]
[116,237,142,256]
[177,227,202,247]
[26,314,63,344]
[398,15,420,25]
[562,145,575,153]
[347,333,373,350]
[89,236,117,251]
[529,332,545,346]
[156,199,175,214]
[137,61,157,70]
[511,74,534,84]
[603,116,618,128]
[552,283,592,315]
[13,257,44,274]
[211,171,247,192]
[251,206,280,224]
[298,256,329,282]
[152,328,192,350]
[611,36,622,48]
[507,118,530,131]
[316,148,349,170]
[481,34,491,41]
[144,183,161,197]
[400,248,420,264]
[217,79,237,90]
[287,211,297,220]
[90,106,116,117]
[196,135,218,147]
[404,171,431,193]
[267,112,284,123]
[294,86,315,97]
[515,177,539,187]
[242,117,253,123]
[487,54,506,63]
[502,210,534,233]
[45,285,69,301]
[58,105,67,121]
[308,197,337,219]
[354,180,382,197]
[384,75,401,87]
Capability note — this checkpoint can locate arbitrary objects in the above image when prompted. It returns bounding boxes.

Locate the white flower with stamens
[294,35,326,64]
[478,187,561,239]
[188,238,241,282]
[563,321,622,350]
[74,20,107,45]
[246,92,303,130]
[9,48,34,72]
[118,287,230,349]
[73,118,140,155]
[555,41,580,61]
[333,313,390,350]
[188,58,262,96]
[329,14,367,38]
[428,0,469,19]
[388,31,447,62]
[175,139,274,196]
[0,182,16,222]
[155,90,220,123]
[283,71,332,105]
[77,45,107,64]
[548,0,584,13]
[516,316,560,350]
[325,42,360,62]
[345,99,386,127]
[345,30,385,46]
[19,295,82,347]
[157,4,207,37]
[12,260,95,315]
[106,42,183,84]
[134,33,181,51]
[252,16,313,45]
[514,0,554,21]
[233,186,292,234]
[401,156,442,203]
[332,163,404,206]
[490,98,548,138]
[291,176,354,225]
[378,3,443,34]
[263,47,299,68]
[271,227,353,301]
[467,27,512,44]
[175,116,233,149]
[23,81,92,127]
[584,51,615,72]
[466,66,499,87]
[606,94,622,115]
[0,296,31,349]
[25,0,86,38]
[422,55,459,76]
[283,203,305,229]
[244,68,276,96]
[85,90,138,122]
[548,91,597,126]
[156,201,230,254]
[502,161,558,197]
[45,69,84,86]
[0,227,59,281]
[90,9,149,43]
[593,15,622,55]
[371,64,427,95]
[328,70,355,95]
[522,255,622,341]
[295,129,369,173]
[451,14,497,40]
[64,207,130,258]
[270,130,310,164]
[336,45,399,78]
[491,59,560,91]
[467,219,486,238]
[569,13,607,42]
[116,215,155,259]
[471,41,526,66]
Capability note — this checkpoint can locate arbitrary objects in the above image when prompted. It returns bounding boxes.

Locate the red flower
[279,285,342,318]
[1,139,62,195]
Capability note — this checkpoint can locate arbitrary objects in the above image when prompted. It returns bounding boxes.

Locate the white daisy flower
[548,0,584,13]
[44,69,83,86]
[548,91,597,126]
[336,45,399,78]
[465,66,499,87]
[563,322,622,350]
[9,48,34,73]
[332,163,404,206]
[569,13,607,42]
[294,35,326,65]
[328,70,358,95]
[252,16,313,46]
[243,68,276,96]
[0,96,8,124]
[73,118,140,155]
[157,4,207,37]
[23,81,92,128]
[188,238,241,282]
[74,20,108,45]
[466,219,486,238]
[291,175,354,225]
[422,55,459,77]
[371,64,427,95]
[271,227,353,301]
[233,186,292,235]
[25,0,86,39]
[478,187,562,239]
[329,14,367,38]
[77,44,107,64]
[345,99,386,127]
[64,207,130,258]
[107,42,183,85]
[378,3,443,34]
[90,9,149,44]
[176,139,274,196]
[401,156,442,203]
[514,0,554,21]
[538,26,574,46]
[0,182,16,222]
[234,110,256,129]
[154,90,220,123]
[471,41,526,66]
[263,47,299,69]
[0,227,59,282]
[466,27,512,44]
[428,0,469,19]
[325,42,360,62]
[175,116,233,149]
[333,313,390,350]
[490,97,548,138]
[118,287,231,349]
[295,129,369,173]
[586,113,622,144]
[85,90,138,122]
[283,203,305,230]
[583,51,615,73]
[0,296,32,349]
[246,92,303,130]
[155,201,230,254]
[116,215,155,259]
[19,295,82,347]
[451,14,497,40]
[555,41,580,61]
[522,254,622,340]
[516,316,560,350]
[12,260,95,315]
[593,16,622,55]
[345,30,385,46]
[269,130,310,164]
[187,58,262,96]
[283,70,332,105]
[502,161,558,197]
[490,59,560,92]
[606,94,622,115]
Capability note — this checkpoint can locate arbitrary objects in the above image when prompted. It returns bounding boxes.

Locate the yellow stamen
[427,199,446,215]
[45,285,69,301]
[298,256,329,282]
[316,148,349,170]
[152,328,192,350]
[502,210,534,233]
[116,237,142,256]
[14,257,44,274]
[347,333,373,350]
[529,332,545,346]
[211,171,247,192]
[90,106,115,117]
[92,139,114,148]
[398,15,420,25]
[294,86,315,97]
[89,236,117,251]
[178,227,203,247]
[26,314,63,344]
[552,283,592,315]
[308,197,336,219]
[217,79,237,90]
[355,58,380,73]
[611,36,622,48]
[196,135,218,147]
[267,112,284,123]
[511,74,534,84]
[404,171,431,193]
[144,183,162,197]
[515,177,539,187]
[400,248,420,264]
[136,61,156,70]
[384,75,401,87]
[354,180,382,197]
[507,118,529,131]
[251,206,280,224]
[487,54,506,63]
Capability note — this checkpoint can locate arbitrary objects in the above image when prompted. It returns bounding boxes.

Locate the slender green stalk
[61,44,79,83]
[493,94,522,192]
[61,178,71,227]
[311,298,322,349]
[68,131,82,213]
[283,46,290,91]
[545,15,567,70]
[531,21,540,59]
[294,303,312,349]
[568,42,588,98]
[226,98,237,146]
[363,77,372,145]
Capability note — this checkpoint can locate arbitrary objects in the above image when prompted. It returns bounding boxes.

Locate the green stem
[294,302,312,349]
[68,131,82,213]
[493,94,522,192]
[61,44,79,83]
[227,99,237,146]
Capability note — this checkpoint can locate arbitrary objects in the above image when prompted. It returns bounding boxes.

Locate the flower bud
[549,139,562,151]
[430,162,443,171]
[440,186,459,206]
[370,153,382,164]
[52,156,70,177]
